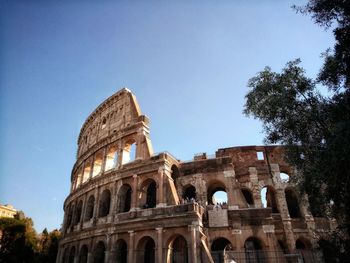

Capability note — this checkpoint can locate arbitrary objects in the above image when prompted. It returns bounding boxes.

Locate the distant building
[0,204,17,218]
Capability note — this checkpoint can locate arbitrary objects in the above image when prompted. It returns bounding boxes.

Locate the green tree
[0,217,36,263]
[244,0,350,262]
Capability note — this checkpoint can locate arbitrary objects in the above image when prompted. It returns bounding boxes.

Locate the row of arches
[61,235,188,263]
[73,140,137,190]
[65,180,158,231]
[182,182,302,218]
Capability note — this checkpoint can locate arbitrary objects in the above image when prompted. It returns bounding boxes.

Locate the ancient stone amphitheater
[57,88,333,263]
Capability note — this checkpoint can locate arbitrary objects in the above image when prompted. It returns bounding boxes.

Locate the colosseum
[57,88,334,263]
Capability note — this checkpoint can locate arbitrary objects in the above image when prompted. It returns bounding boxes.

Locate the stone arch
[92,150,104,177]
[98,189,111,217]
[242,188,254,207]
[105,144,118,171]
[280,172,290,182]
[122,138,137,164]
[260,185,279,213]
[285,188,301,218]
[171,165,180,181]
[73,200,83,225]
[140,179,157,209]
[115,239,128,263]
[211,237,234,263]
[79,245,88,263]
[68,246,76,263]
[295,237,312,250]
[244,237,265,263]
[82,159,92,183]
[84,195,95,221]
[182,184,196,201]
[116,184,132,213]
[207,180,227,205]
[93,241,105,263]
[166,235,188,263]
[136,236,155,263]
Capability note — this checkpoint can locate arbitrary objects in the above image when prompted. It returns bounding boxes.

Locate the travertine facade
[0,204,17,218]
[57,89,333,263]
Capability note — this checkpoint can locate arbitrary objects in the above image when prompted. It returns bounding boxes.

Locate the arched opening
[122,140,136,164]
[167,235,188,263]
[171,165,180,181]
[295,238,311,250]
[92,150,103,177]
[137,236,155,263]
[116,184,132,213]
[285,188,301,218]
[98,190,111,217]
[242,188,254,207]
[140,179,157,209]
[93,241,105,263]
[207,181,227,205]
[74,200,83,225]
[182,185,196,201]
[261,186,279,213]
[82,160,92,183]
[244,237,265,263]
[79,245,88,263]
[68,247,76,263]
[105,145,118,171]
[115,239,128,263]
[62,248,69,263]
[76,168,83,189]
[211,238,233,263]
[66,204,74,230]
[280,172,290,182]
[84,195,95,221]
[101,117,107,129]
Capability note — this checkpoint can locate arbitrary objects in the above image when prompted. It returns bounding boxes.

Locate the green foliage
[0,215,61,263]
[0,217,35,263]
[244,0,350,262]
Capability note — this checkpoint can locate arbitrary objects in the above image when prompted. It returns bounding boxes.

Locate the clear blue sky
[0,0,334,232]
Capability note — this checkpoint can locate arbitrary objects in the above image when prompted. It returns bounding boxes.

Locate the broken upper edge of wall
[76,87,150,154]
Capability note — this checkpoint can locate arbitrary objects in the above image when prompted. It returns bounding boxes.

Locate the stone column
[263,225,276,261]
[87,252,93,263]
[101,147,107,173]
[190,225,199,263]
[93,187,100,224]
[249,167,263,208]
[156,227,163,263]
[232,229,242,252]
[128,231,135,263]
[157,167,166,207]
[131,174,138,211]
[109,182,118,221]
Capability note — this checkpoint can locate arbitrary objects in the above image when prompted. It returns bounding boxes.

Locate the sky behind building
[0,0,334,231]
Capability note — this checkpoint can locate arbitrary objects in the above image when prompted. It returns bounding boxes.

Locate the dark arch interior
[79,245,88,263]
[94,242,105,263]
[211,238,232,251]
[285,189,301,218]
[145,181,156,208]
[84,196,95,221]
[99,190,111,217]
[117,185,132,213]
[183,185,196,200]
[245,237,263,250]
[242,189,254,206]
[115,239,127,263]
[68,247,76,263]
[144,238,155,263]
[169,236,188,263]
[74,201,83,225]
